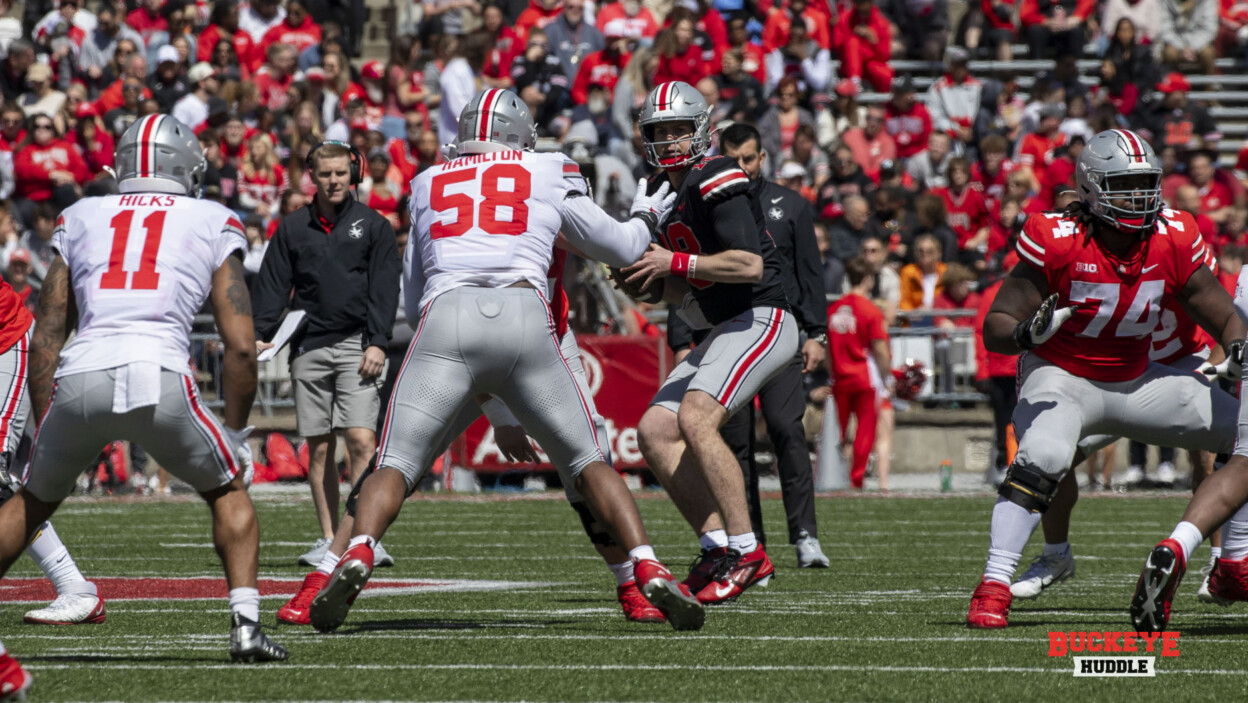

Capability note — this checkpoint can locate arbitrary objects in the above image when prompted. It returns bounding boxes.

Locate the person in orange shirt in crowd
[899,233,947,310]
[597,0,659,43]
[833,0,894,92]
[654,8,710,85]
[841,106,897,183]
[763,0,831,53]
[826,256,893,489]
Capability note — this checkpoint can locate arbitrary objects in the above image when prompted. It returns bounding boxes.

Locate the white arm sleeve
[479,396,521,427]
[559,195,652,268]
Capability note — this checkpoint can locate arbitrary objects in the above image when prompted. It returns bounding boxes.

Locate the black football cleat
[230,613,290,663]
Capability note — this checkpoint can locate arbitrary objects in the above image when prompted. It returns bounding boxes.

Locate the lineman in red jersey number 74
[615,81,799,605]
[965,128,1247,630]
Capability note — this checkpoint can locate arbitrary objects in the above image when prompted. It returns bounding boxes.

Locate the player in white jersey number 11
[0,115,289,676]
[307,88,710,634]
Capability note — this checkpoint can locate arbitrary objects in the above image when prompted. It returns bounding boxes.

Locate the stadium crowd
[1,0,1247,491]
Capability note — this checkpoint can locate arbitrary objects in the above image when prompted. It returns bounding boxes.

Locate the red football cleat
[966,579,1012,628]
[1131,538,1187,633]
[617,581,665,624]
[633,558,705,631]
[0,653,32,702]
[682,547,729,595]
[310,542,373,633]
[694,546,774,605]
[1207,555,1248,603]
[277,571,330,626]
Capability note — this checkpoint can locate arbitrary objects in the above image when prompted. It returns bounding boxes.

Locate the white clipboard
[258,310,307,362]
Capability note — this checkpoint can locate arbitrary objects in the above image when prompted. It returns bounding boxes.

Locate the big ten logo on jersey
[430,151,529,240]
[1075,262,1097,274]
[660,222,711,289]
[1069,280,1164,339]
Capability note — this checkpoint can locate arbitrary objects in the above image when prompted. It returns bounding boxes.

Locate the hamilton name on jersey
[652,155,790,325]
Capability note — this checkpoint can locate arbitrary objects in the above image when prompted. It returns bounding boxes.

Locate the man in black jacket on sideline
[252,141,401,568]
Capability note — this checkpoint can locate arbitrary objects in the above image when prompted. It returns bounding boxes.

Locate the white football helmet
[639,81,712,170]
[113,114,206,196]
[455,88,537,155]
[1076,129,1163,233]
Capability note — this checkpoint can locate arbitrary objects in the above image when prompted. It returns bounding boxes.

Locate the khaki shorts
[291,337,387,436]
[22,369,240,501]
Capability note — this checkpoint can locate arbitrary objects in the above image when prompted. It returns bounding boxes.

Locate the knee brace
[998,463,1060,513]
[570,501,616,548]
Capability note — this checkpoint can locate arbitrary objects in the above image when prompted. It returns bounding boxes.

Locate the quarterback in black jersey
[620,81,800,605]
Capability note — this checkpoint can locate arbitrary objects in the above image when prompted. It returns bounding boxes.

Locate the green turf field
[2,489,1244,702]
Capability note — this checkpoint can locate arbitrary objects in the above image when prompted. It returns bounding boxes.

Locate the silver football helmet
[113,114,206,196]
[456,88,537,155]
[639,81,712,170]
[1076,129,1163,233]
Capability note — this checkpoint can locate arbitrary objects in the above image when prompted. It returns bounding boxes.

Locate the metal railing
[890,308,986,405]
[189,314,293,415]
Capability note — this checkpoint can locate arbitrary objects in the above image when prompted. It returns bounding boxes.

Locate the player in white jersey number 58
[308,88,710,633]
[0,114,288,666]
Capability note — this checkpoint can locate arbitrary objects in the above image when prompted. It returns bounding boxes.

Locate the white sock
[608,561,634,586]
[1218,503,1248,559]
[699,530,728,551]
[315,551,341,576]
[983,497,1042,585]
[348,535,376,551]
[1211,546,1223,562]
[25,522,94,596]
[1043,542,1070,557]
[628,545,656,563]
[228,587,260,623]
[0,640,6,656]
[1167,521,1204,563]
[728,532,758,554]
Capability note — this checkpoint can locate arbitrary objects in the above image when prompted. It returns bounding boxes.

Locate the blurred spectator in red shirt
[259,0,321,69]
[1135,72,1220,150]
[833,0,893,92]
[238,132,287,220]
[933,263,981,328]
[841,105,897,183]
[573,26,630,105]
[933,157,991,262]
[96,52,153,116]
[1016,102,1066,185]
[826,256,893,489]
[655,8,709,85]
[13,114,89,214]
[597,0,659,43]
[1159,144,1190,202]
[126,0,169,47]
[1020,0,1093,59]
[254,43,297,112]
[101,76,146,137]
[962,0,1018,61]
[973,268,1019,480]
[516,0,563,42]
[882,0,949,62]
[70,104,115,174]
[1188,150,1241,228]
[199,1,257,70]
[480,4,523,87]
[716,15,766,84]
[359,148,403,229]
[884,74,931,162]
[388,111,428,184]
[715,48,767,122]
[239,0,287,45]
[764,20,832,96]
[1173,182,1221,244]
[763,0,832,52]
[0,103,25,152]
[970,134,1016,209]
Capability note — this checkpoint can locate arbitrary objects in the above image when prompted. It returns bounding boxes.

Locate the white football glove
[224,425,255,488]
[629,178,676,233]
[1012,293,1076,350]
[1202,341,1245,382]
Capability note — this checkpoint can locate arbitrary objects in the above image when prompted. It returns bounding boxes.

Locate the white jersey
[407,149,651,311]
[53,193,246,377]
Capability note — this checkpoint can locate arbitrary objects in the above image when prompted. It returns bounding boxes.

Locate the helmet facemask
[1092,170,1163,234]
[642,114,711,170]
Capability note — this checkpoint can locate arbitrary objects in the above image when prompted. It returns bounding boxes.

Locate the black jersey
[652,155,791,325]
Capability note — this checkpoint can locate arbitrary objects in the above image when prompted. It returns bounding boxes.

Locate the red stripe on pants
[833,386,879,489]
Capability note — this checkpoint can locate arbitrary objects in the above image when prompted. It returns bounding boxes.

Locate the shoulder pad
[1157,208,1206,260]
[692,156,750,203]
[558,153,589,197]
[1017,212,1079,269]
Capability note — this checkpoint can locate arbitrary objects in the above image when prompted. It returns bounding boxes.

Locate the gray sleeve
[560,195,652,268]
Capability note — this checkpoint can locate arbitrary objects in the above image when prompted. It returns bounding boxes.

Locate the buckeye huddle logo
[1047,631,1180,677]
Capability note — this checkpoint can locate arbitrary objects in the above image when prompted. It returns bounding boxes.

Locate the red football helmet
[892,361,930,401]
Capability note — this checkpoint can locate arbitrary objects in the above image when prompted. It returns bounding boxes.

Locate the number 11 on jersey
[101,210,165,290]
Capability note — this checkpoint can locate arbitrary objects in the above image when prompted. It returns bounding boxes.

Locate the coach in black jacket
[669,123,830,568]
[253,142,401,567]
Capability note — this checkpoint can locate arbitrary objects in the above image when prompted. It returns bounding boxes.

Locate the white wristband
[480,396,519,427]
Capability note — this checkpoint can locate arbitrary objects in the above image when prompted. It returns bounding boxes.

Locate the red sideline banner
[451,335,671,471]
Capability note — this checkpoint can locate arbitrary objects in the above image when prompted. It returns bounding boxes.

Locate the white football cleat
[297,537,332,566]
[24,592,106,625]
[1011,549,1075,599]
[373,542,395,567]
[1197,558,1232,605]
[1121,465,1145,486]
[1157,462,1177,486]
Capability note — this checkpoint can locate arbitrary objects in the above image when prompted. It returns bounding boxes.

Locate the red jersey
[762,6,832,51]
[596,2,659,40]
[1017,131,1067,170]
[1149,245,1218,365]
[974,279,1018,380]
[884,102,932,160]
[654,43,709,86]
[1015,208,1206,382]
[197,23,256,69]
[933,186,990,247]
[1197,179,1234,214]
[125,7,168,44]
[970,159,1017,208]
[253,67,294,111]
[0,280,33,355]
[258,17,322,67]
[13,141,91,201]
[827,292,888,393]
[572,50,630,104]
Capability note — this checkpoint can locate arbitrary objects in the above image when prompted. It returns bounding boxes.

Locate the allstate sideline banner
[451,335,672,472]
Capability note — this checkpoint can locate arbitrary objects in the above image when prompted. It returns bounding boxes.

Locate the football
[607,265,665,304]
